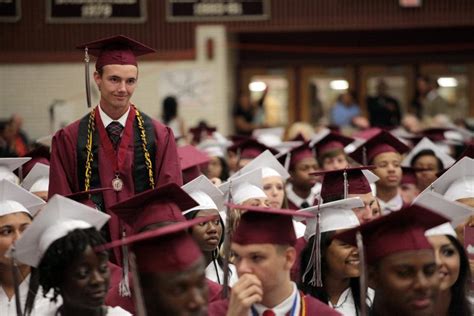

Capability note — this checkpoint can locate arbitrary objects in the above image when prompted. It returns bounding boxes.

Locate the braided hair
[37,227,107,303]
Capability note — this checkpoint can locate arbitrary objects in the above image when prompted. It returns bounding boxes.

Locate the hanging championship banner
[167,0,269,22]
[46,0,146,23]
[0,0,21,22]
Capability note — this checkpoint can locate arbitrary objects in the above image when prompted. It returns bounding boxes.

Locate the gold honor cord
[85,108,96,191]
[135,109,155,189]
[84,106,155,191]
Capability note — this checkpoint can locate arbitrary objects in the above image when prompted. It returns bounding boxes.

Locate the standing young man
[209,204,340,316]
[48,35,182,260]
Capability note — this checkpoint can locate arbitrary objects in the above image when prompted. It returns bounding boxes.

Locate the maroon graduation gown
[48,105,182,262]
[291,237,308,283]
[208,294,341,315]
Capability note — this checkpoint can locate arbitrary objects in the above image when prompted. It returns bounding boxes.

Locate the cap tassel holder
[356,231,368,316]
[362,146,368,166]
[84,47,92,108]
[301,204,322,287]
[343,169,348,199]
[129,251,148,316]
[10,247,23,316]
[119,229,132,297]
[221,181,233,298]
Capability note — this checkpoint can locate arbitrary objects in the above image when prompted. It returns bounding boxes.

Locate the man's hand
[226,274,263,316]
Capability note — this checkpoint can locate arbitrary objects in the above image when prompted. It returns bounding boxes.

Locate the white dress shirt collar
[378,193,403,215]
[252,282,300,316]
[286,182,321,208]
[98,105,130,128]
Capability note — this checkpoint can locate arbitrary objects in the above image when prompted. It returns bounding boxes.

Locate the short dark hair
[37,228,107,302]
[410,149,444,170]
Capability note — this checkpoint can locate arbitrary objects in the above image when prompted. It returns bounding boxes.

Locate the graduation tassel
[343,169,348,199]
[84,47,92,108]
[356,231,368,316]
[284,152,292,171]
[362,146,368,166]
[10,247,23,316]
[129,251,147,316]
[119,230,132,297]
[221,181,234,298]
[314,210,322,287]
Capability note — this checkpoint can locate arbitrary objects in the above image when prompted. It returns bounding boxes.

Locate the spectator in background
[416,75,452,122]
[233,89,267,136]
[330,91,361,128]
[0,120,18,157]
[161,95,187,142]
[367,79,402,128]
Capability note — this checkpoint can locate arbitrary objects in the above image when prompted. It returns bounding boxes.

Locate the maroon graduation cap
[228,203,314,246]
[334,205,448,265]
[349,130,410,165]
[64,187,113,209]
[314,166,375,202]
[96,216,211,273]
[189,123,217,144]
[177,145,211,184]
[77,35,156,70]
[313,132,354,157]
[109,183,197,233]
[22,145,50,177]
[277,141,315,170]
[227,138,278,160]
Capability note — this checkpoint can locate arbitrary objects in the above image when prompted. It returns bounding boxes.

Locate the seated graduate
[21,163,50,202]
[298,197,375,315]
[278,142,320,210]
[208,203,341,316]
[97,213,215,315]
[401,137,455,192]
[349,130,410,214]
[11,194,130,315]
[108,182,224,313]
[182,175,238,286]
[335,204,450,316]
[0,179,50,316]
[310,129,354,171]
[0,157,31,184]
[416,191,473,316]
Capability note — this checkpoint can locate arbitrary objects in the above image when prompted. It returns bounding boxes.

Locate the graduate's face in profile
[290,157,319,190]
[232,243,295,297]
[372,152,402,189]
[349,192,381,224]
[142,258,208,316]
[263,176,285,208]
[205,156,223,179]
[191,209,223,252]
[427,235,460,291]
[0,212,31,266]
[61,246,110,309]
[94,64,138,112]
[371,249,438,316]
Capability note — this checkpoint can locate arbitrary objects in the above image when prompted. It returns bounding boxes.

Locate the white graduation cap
[344,137,365,155]
[219,168,266,205]
[252,127,284,147]
[414,190,473,237]
[402,137,455,169]
[182,175,225,215]
[308,128,331,148]
[0,157,31,184]
[10,194,110,267]
[0,179,46,217]
[197,139,227,158]
[417,156,474,202]
[273,141,304,154]
[35,135,53,148]
[21,163,50,193]
[233,150,290,181]
[296,197,363,241]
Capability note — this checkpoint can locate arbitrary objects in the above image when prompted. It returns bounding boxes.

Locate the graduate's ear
[93,70,102,87]
[281,245,296,270]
